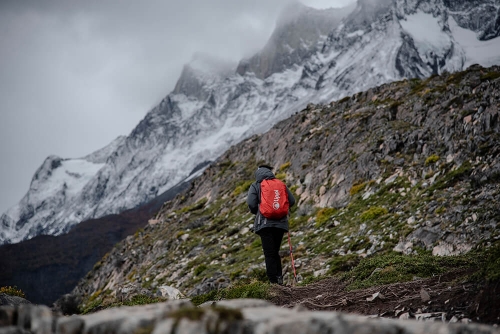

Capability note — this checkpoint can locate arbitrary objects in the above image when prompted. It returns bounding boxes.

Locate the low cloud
[0,0,356,213]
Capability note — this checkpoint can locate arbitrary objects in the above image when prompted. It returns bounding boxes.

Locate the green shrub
[121,294,164,307]
[275,173,286,181]
[360,206,388,221]
[191,281,270,306]
[179,198,208,213]
[350,180,375,196]
[327,254,360,275]
[344,252,475,290]
[194,264,207,276]
[232,180,253,197]
[477,242,500,282]
[0,286,26,298]
[279,162,291,171]
[315,208,337,227]
[425,154,440,166]
[80,298,103,314]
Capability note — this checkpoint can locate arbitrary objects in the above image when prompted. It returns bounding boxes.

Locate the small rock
[399,312,411,320]
[420,288,431,302]
[385,173,399,184]
[429,172,440,185]
[319,186,326,196]
[313,269,328,277]
[366,292,385,302]
[157,286,184,300]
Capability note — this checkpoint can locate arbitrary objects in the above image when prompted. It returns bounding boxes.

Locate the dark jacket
[247,167,296,234]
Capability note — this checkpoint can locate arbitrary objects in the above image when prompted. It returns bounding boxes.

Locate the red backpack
[259,179,290,220]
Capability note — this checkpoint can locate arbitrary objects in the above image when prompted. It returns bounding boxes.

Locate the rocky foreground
[1,299,499,334]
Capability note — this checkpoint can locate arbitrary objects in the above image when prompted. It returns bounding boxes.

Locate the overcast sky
[0,0,356,214]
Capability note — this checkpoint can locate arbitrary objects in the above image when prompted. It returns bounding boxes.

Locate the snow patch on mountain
[400,11,452,60]
[0,156,105,244]
[449,16,500,67]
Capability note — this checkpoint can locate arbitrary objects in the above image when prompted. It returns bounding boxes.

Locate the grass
[191,281,270,306]
[474,242,500,282]
[194,264,207,276]
[428,161,472,192]
[360,206,388,221]
[232,180,253,197]
[425,154,440,166]
[0,286,26,298]
[279,161,291,171]
[80,294,167,314]
[315,207,337,227]
[186,243,500,307]
[178,198,208,214]
[349,180,374,196]
[342,251,476,290]
[480,71,500,82]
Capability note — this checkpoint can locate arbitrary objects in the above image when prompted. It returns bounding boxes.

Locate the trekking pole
[287,232,298,285]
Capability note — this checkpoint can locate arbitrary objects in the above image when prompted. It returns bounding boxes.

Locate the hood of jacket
[255,167,275,183]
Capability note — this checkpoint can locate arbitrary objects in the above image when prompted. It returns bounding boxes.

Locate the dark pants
[257,227,285,283]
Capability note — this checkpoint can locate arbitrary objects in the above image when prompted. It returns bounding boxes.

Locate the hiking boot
[277,276,284,285]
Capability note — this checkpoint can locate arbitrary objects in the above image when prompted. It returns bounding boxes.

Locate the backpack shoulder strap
[257,182,261,204]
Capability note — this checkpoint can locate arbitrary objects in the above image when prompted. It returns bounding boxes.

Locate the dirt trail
[269,271,500,325]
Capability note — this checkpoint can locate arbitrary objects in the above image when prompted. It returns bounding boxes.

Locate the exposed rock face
[236,3,354,79]
[0,300,499,334]
[2,0,499,246]
[67,66,500,310]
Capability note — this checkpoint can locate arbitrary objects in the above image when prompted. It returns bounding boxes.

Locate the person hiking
[247,165,296,285]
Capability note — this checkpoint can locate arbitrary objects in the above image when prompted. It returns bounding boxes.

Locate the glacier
[2,0,500,245]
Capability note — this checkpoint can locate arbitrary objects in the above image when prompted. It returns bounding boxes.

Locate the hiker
[247,165,296,285]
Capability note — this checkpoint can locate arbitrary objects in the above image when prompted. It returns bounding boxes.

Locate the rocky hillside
[3,0,499,246]
[69,65,500,315]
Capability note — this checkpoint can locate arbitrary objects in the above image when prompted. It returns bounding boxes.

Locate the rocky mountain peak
[236,2,353,79]
[173,53,235,99]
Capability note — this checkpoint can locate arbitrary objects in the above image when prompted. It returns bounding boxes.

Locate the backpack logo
[260,179,289,219]
[273,190,280,210]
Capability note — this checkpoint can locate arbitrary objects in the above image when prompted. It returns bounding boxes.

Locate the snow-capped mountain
[1,0,499,245]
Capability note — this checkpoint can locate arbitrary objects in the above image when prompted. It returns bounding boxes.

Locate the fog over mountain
[0,0,356,214]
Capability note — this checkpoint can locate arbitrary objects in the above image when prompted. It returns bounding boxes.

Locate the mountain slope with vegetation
[69,65,500,323]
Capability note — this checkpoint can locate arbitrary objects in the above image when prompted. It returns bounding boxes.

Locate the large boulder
[0,294,30,307]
